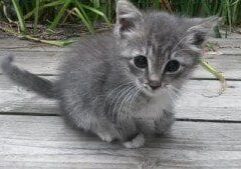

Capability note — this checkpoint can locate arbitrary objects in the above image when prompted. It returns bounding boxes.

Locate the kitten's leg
[62,109,121,142]
[96,120,145,148]
[94,119,121,143]
[116,114,145,148]
[123,133,145,148]
[96,117,146,147]
[154,109,174,135]
[62,101,143,146]
[60,98,121,143]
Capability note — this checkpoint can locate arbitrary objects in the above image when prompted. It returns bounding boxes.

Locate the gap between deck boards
[0,73,240,81]
[1,78,241,121]
[0,113,240,124]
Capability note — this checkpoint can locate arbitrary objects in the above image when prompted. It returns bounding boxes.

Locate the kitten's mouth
[137,81,165,96]
[149,85,161,90]
[144,82,165,91]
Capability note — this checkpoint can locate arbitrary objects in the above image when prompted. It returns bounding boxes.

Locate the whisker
[165,85,181,102]
[105,83,133,119]
[168,85,181,94]
[130,88,141,107]
[174,48,199,53]
[165,89,176,103]
[105,81,133,113]
[126,87,140,111]
[116,85,135,113]
[112,85,135,120]
[106,81,133,100]
[172,34,189,51]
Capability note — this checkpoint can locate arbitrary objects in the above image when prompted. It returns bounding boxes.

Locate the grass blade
[73,7,94,34]
[11,0,27,33]
[225,0,232,31]
[34,0,40,33]
[74,1,93,29]
[82,4,111,26]
[24,1,64,20]
[49,0,72,30]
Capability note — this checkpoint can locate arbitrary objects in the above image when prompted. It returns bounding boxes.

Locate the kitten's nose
[149,81,162,90]
[148,75,161,90]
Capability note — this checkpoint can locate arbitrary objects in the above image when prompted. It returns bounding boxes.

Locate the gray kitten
[1,0,217,148]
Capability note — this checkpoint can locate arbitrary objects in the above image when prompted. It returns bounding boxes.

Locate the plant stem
[200,59,227,95]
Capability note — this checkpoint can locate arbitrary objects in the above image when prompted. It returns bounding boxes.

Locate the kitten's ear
[186,17,220,47]
[114,0,143,39]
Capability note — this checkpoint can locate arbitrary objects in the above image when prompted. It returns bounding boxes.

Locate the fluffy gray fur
[1,0,218,148]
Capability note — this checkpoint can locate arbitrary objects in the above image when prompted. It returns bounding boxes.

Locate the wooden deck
[1,33,241,169]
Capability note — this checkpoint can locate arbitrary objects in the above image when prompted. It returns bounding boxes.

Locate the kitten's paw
[123,133,145,148]
[155,109,174,135]
[97,132,117,143]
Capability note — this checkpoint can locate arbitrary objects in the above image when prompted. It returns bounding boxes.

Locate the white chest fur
[134,92,173,133]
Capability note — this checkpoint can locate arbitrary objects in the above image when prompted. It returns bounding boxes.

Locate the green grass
[170,0,241,28]
[11,0,26,33]
[0,0,240,40]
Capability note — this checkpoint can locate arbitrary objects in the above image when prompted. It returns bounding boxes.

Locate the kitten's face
[121,43,198,96]
[114,0,217,96]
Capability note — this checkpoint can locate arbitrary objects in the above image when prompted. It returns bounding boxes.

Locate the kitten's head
[114,0,218,96]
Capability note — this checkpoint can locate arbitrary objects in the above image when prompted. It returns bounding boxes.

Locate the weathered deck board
[0,38,65,52]
[209,38,241,48]
[1,33,241,169]
[1,115,241,168]
[0,163,137,169]
[1,50,241,79]
[0,51,63,75]
[0,75,240,121]
[1,39,241,79]
[0,36,241,51]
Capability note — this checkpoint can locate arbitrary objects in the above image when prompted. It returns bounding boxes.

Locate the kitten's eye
[165,60,180,73]
[133,55,148,69]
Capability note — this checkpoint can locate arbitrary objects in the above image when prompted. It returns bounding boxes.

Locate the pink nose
[149,81,162,90]
[148,75,161,90]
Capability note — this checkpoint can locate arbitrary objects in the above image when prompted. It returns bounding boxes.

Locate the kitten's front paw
[155,109,174,135]
[97,132,117,143]
[123,133,145,148]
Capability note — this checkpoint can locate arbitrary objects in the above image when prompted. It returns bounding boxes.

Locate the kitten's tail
[1,55,57,99]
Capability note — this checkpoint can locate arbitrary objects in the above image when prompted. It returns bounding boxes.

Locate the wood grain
[1,115,241,168]
[209,38,241,48]
[1,52,241,79]
[1,32,241,169]
[0,51,63,75]
[0,75,240,121]
[0,38,65,52]
[1,39,241,79]
[0,36,240,51]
